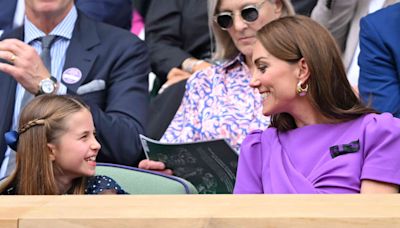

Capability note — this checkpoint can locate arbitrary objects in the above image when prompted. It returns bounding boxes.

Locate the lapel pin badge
[62,67,82,84]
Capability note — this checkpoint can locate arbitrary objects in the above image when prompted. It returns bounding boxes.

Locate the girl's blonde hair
[0,95,90,195]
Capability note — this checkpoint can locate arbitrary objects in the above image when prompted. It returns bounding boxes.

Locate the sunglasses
[214,0,267,30]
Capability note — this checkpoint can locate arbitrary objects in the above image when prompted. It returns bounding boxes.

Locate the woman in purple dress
[234,15,400,194]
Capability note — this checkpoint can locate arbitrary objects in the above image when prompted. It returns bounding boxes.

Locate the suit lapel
[62,12,100,93]
[0,26,23,123]
[0,75,17,161]
[0,0,18,33]
[0,26,23,161]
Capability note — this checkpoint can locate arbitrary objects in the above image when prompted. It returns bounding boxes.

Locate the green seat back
[96,163,198,194]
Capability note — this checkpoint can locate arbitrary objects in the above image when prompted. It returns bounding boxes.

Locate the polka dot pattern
[85,175,127,194]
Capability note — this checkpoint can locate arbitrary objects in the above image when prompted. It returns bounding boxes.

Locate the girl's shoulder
[85,175,127,194]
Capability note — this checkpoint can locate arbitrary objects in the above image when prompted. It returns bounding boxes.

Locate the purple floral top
[161,55,270,152]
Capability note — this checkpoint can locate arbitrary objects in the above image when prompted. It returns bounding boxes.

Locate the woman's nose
[250,74,261,88]
[232,14,248,31]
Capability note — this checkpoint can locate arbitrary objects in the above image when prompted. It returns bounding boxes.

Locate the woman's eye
[257,65,267,73]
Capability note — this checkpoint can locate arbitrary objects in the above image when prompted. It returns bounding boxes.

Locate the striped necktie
[20,35,57,109]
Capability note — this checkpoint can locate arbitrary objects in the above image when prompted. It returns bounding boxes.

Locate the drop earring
[296,81,308,96]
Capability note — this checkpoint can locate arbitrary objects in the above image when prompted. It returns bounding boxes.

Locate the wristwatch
[37,76,57,95]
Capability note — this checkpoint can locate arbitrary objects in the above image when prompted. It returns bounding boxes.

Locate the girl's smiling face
[48,109,100,183]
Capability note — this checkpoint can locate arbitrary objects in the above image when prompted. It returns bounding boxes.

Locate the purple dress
[234,113,400,194]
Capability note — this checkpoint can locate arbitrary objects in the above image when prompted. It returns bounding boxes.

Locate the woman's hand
[138,159,173,175]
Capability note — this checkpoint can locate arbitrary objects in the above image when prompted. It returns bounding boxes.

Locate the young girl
[0,95,126,195]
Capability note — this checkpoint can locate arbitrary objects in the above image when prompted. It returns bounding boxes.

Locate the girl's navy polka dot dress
[85,175,127,194]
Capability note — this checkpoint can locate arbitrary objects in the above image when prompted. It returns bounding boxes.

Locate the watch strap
[36,76,58,96]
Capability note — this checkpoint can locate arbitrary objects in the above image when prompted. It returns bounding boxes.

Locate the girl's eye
[80,134,88,140]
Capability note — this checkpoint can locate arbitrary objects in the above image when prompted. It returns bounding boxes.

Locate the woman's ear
[274,0,283,15]
[47,143,57,161]
[297,58,310,82]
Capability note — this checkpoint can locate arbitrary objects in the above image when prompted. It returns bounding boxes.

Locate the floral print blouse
[161,54,270,152]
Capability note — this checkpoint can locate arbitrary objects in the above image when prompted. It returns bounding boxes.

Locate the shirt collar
[219,54,247,70]
[24,5,77,44]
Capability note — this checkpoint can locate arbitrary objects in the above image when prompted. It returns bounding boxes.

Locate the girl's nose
[91,138,101,151]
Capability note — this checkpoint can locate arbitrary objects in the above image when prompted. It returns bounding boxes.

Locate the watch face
[41,79,55,94]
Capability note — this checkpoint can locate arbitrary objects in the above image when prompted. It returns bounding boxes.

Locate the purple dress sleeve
[361,113,400,185]
[234,113,400,194]
[234,130,264,194]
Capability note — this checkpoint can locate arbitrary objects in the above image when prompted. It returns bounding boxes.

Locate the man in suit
[311,0,399,87]
[358,3,400,117]
[0,0,149,178]
[144,0,212,140]
[145,0,211,90]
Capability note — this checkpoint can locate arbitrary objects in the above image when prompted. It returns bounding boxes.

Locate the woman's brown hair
[0,95,90,194]
[256,15,376,131]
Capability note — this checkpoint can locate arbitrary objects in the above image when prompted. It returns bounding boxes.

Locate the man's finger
[0,39,29,56]
[0,62,18,76]
[0,50,17,64]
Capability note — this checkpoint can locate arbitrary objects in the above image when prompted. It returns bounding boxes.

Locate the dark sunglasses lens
[242,7,259,22]
[217,15,233,29]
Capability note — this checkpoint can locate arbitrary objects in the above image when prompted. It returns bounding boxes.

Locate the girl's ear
[297,58,310,82]
[47,143,57,161]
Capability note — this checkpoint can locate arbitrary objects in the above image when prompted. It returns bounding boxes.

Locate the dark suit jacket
[144,0,211,139]
[75,0,132,30]
[0,0,17,35]
[145,0,211,83]
[0,12,150,166]
[358,3,400,117]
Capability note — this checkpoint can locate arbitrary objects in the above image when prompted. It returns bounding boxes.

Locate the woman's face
[217,0,282,58]
[250,41,301,116]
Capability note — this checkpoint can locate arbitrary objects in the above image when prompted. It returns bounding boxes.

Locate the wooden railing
[1,195,400,228]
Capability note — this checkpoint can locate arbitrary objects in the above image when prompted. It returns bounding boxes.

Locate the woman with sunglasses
[234,16,400,194]
[139,0,295,174]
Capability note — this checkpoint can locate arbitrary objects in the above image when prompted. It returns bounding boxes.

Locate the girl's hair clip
[4,130,19,151]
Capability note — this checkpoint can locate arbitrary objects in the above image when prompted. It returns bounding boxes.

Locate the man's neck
[25,4,73,34]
